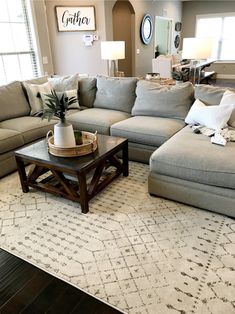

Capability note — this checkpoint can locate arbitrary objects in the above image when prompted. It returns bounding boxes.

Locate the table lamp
[101,41,125,77]
[182,37,213,84]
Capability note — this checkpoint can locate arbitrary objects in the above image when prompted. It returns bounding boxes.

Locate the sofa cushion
[0,117,56,144]
[0,81,30,122]
[150,125,235,189]
[23,81,52,116]
[132,80,194,119]
[78,77,97,108]
[219,90,235,128]
[49,74,79,92]
[0,128,24,154]
[67,108,130,135]
[111,116,185,147]
[194,84,231,106]
[93,76,137,113]
[23,76,48,85]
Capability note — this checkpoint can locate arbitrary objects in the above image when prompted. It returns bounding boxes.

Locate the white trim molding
[216,74,235,79]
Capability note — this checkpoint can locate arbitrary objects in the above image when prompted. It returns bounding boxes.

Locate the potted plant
[42,90,78,148]
[172,68,189,83]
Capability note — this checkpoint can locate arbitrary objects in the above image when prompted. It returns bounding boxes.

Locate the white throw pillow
[48,74,79,92]
[219,90,235,128]
[24,81,52,115]
[41,89,80,110]
[185,98,235,131]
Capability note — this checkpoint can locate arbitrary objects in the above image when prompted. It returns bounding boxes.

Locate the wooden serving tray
[46,130,98,157]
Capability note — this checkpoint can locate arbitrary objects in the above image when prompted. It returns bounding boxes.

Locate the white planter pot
[54,121,76,148]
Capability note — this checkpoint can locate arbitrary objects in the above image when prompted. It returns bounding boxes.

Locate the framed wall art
[55,6,96,32]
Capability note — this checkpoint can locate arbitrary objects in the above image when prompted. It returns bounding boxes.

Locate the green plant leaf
[41,89,77,121]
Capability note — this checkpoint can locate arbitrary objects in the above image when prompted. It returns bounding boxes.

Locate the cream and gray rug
[0,162,235,314]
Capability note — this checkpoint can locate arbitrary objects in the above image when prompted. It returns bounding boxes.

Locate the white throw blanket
[191,125,235,146]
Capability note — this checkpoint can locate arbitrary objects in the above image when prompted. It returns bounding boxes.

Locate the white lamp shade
[101,41,125,60]
[182,37,213,59]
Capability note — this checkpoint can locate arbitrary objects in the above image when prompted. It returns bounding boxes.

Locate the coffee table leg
[78,173,89,214]
[122,141,129,177]
[15,156,29,193]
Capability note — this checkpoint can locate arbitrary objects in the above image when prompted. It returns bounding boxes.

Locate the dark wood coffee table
[15,134,128,213]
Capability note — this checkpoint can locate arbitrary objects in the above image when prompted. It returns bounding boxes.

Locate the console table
[173,59,216,84]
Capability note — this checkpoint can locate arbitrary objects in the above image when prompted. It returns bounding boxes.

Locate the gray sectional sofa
[1,74,234,218]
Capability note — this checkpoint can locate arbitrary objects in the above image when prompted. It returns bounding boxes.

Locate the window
[0,0,40,85]
[196,13,235,61]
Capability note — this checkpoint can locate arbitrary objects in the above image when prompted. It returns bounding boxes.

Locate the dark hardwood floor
[0,249,123,314]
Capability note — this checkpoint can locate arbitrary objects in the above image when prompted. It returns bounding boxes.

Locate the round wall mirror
[174,35,180,48]
[140,14,153,45]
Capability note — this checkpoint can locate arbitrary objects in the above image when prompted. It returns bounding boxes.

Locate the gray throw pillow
[132,80,194,119]
[93,76,137,113]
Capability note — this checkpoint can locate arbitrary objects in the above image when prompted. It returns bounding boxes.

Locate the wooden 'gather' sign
[55,6,96,32]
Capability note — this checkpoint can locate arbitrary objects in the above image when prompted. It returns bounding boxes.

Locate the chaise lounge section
[149,84,235,218]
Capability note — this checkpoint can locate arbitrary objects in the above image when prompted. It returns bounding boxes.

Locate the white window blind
[196,13,235,61]
[0,0,40,85]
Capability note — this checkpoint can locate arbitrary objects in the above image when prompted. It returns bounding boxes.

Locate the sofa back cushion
[93,76,137,113]
[132,80,194,119]
[23,76,48,85]
[0,81,30,122]
[78,77,97,108]
[194,84,235,106]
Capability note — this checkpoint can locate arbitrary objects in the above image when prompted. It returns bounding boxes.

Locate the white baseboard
[216,74,235,79]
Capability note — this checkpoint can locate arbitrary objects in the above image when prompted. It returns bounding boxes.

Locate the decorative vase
[54,119,76,148]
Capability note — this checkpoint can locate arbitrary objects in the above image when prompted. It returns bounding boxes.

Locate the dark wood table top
[15,134,127,172]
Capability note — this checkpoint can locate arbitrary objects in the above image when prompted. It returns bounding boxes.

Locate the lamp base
[107,60,118,77]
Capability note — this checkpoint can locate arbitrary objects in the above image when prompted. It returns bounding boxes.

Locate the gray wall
[104,0,182,76]
[41,0,182,76]
[182,1,235,77]
[45,0,107,76]
[132,0,182,76]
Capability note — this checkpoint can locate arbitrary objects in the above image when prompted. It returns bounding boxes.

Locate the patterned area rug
[0,162,235,314]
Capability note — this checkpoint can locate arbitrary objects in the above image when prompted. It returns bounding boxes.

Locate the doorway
[112,1,135,77]
[155,16,173,55]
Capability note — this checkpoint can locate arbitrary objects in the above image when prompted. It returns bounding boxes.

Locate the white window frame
[196,12,235,63]
[0,0,41,84]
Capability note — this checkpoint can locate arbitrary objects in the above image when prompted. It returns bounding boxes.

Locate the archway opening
[112,0,135,77]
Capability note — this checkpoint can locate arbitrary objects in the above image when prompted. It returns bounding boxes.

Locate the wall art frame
[55,6,96,32]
